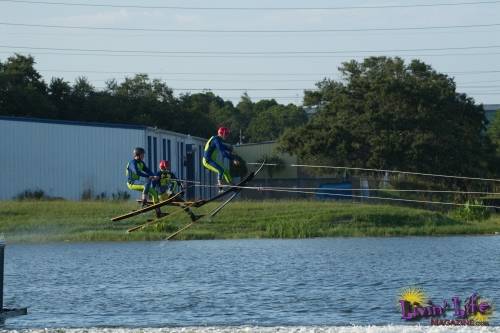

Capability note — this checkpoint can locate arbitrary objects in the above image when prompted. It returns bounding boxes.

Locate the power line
[459,85,500,88]
[65,77,320,83]
[192,183,500,196]
[192,184,500,209]
[460,79,500,84]
[10,75,497,94]
[175,87,494,91]
[32,68,500,76]
[2,21,500,33]
[4,50,500,59]
[2,0,500,10]
[248,162,500,182]
[448,70,500,74]
[44,78,500,86]
[93,87,498,94]
[7,66,500,82]
[86,88,303,98]
[2,44,500,55]
[172,88,307,91]
[104,79,499,86]
[35,70,337,76]
[89,87,303,98]
[219,96,302,98]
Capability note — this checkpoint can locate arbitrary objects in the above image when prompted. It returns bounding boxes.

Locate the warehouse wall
[1,118,146,200]
[0,117,215,200]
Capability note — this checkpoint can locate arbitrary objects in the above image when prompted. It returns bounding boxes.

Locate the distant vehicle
[315,182,353,200]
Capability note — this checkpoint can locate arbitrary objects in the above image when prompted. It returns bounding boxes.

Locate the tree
[0,54,53,117]
[73,77,95,98]
[247,103,307,142]
[177,92,225,138]
[279,57,493,177]
[487,110,500,151]
[257,154,286,179]
[48,77,71,119]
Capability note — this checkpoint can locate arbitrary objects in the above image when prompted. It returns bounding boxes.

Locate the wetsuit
[126,159,159,204]
[202,135,235,183]
[155,170,181,200]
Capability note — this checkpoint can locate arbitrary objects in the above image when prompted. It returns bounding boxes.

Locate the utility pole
[0,240,27,324]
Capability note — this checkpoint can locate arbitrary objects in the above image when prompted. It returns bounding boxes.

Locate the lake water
[1,237,499,332]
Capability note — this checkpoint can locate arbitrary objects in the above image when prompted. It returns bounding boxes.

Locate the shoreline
[1,200,500,243]
[1,326,499,333]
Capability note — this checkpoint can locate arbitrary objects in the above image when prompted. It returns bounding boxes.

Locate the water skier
[156,159,199,220]
[155,160,182,200]
[126,147,166,218]
[203,127,240,192]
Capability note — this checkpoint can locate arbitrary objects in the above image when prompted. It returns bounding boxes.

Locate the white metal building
[0,116,216,200]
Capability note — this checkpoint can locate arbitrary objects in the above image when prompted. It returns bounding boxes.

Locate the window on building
[147,136,152,168]
[153,137,158,172]
[162,139,166,160]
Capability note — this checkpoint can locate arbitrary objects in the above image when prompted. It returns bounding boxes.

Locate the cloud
[50,9,131,26]
[139,10,165,18]
[263,10,327,26]
[174,14,202,26]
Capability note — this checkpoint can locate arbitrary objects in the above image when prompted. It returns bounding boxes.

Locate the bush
[82,189,131,201]
[16,189,47,200]
[81,189,92,200]
[453,200,491,222]
[111,191,131,201]
[95,192,107,200]
[230,155,248,178]
[257,154,285,179]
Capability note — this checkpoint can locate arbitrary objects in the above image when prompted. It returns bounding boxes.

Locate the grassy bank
[1,200,499,242]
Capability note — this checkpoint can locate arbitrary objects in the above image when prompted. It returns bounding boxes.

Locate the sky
[1,0,499,106]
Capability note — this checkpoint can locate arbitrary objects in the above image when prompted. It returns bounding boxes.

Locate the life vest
[126,160,146,182]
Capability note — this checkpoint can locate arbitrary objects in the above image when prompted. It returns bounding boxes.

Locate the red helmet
[218,127,230,138]
[159,160,169,170]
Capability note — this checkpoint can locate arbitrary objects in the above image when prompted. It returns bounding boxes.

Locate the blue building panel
[0,116,208,200]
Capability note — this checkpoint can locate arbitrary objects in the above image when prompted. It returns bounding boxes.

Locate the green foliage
[0,54,54,118]
[111,191,131,201]
[453,200,491,222]
[279,57,494,179]
[246,104,307,142]
[15,189,47,200]
[257,154,286,178]
[230,155,248,178]
[1,54,305,144]
[487,109,500,158]
[2,200,500,242]
[265,220,319,238]
[81,189,93,201]
[81,189,131,201]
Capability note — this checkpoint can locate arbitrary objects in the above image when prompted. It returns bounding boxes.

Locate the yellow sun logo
[469,297,493,322]
[399,286,427,306]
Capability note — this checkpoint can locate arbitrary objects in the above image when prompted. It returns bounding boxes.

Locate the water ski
[164,160,266,240]
[110,191,184,222]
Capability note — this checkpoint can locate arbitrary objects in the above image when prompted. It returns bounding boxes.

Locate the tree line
[2,53,500,178]
[0,54,306,143]
[279,57,500,180]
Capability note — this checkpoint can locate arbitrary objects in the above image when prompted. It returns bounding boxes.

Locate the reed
[1,200,499,242]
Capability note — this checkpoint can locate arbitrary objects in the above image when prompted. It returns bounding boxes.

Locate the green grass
[1,200,500,242]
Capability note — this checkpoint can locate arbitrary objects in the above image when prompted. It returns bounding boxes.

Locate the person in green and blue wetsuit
[203,127,239,192]
[155,159,182,201]
[126,147,166,218]
[155,159,198,221]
